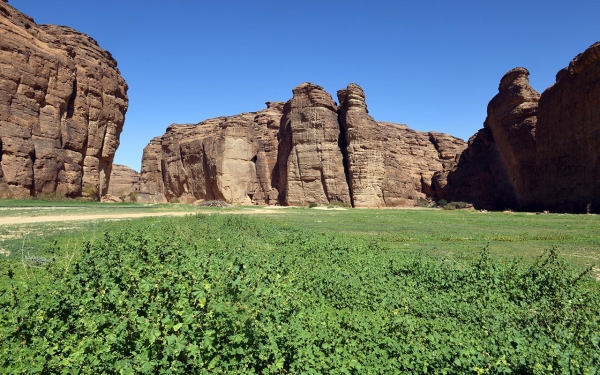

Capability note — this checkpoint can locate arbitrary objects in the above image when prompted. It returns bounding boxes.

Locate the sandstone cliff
[276,83,350,206]
[141,83,466,207]
[140,103,283,204]
[440,42,600,212]
[0,2,128,198]
[106,164,140,199]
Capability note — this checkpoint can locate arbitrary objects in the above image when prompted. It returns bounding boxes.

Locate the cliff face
[141,83,466,207]
[106,164,140,197]
[532,42,600,212]
[140,103,283,204]
[440,42,600,212]
[276,83,351,206]
[0,2,128,198]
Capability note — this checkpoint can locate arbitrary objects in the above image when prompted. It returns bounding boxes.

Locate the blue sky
[9,0,600,171]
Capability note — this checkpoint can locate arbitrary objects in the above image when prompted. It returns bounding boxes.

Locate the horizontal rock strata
[0,2,128,198]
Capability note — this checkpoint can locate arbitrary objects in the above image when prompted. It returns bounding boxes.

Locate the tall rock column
[337,83,385,207]
[484,68,539,205]
[276,83,350,205]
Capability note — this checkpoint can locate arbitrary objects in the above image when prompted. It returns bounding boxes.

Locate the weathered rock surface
[276,83,350,206]
[140,102,284,204]
[0,2,128,198]
[533,42,600,212]
[106,164,140,198]
[380,123,466,206]
[142,83,466,207]
[440,42,600,212]
[337,84,385,207]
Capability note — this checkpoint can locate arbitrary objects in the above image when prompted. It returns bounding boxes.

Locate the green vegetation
[0,203,599,373]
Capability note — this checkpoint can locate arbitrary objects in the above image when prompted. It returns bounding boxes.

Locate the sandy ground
[0,208,284,225]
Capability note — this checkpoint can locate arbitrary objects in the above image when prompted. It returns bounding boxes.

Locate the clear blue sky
[9,0,600,171]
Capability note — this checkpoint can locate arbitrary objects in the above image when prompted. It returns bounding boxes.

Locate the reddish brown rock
[141,83,466,207]
[106,164,140,199]
[0,2,128,198]
[276,83,351,206]
[379,123,466,206]
[440,42,600,212]
[532,42,600,212]
[337,84,385,207]
[140,103,283,204]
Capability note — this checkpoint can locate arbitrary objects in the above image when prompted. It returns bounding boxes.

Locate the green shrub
[169,197,180,204]
[128,191,138,203]
[416,197,430,207]
[308,202,318,208]
[436,199,447,207]
[81,184,99,201]
[326,201,351,208]
[1,216,599,374]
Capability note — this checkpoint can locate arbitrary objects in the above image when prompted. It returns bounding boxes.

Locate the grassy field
[1,202,599,279]
[1,211,598,373]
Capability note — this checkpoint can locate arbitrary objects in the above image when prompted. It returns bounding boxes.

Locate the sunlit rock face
[142,83,466,207]
[0,2,128,198]
[140,103,284,205]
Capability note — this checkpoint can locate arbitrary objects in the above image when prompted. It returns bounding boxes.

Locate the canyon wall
[0,2,128,198]
[141,83,466,207]
[440,42,600,212]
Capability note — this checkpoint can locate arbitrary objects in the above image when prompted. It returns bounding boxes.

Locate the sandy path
[0,209,281,226]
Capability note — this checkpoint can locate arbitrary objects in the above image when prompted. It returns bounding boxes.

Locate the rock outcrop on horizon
[141,83,466,207]
[439,42,600,212]
[139,103,284,204]
[0,2,128,198]
[106,164,140,199]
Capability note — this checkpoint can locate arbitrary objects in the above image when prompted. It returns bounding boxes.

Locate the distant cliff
[139,83,466,207]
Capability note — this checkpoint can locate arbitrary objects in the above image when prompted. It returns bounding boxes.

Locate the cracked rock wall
[0,2,128,198]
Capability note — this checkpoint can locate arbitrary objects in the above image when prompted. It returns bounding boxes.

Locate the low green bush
[1,216,598,373]
[308,202,318,208]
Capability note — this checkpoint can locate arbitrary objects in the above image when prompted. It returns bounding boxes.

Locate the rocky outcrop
[0,2,128,198]
[533,42,600,212]
[380,123,466,206]
[276,83,350,206]
[142,83,466,207]
[337,84,385,207]
[440,42,600,212]
[140,102,283,204]
[106,164,140,198]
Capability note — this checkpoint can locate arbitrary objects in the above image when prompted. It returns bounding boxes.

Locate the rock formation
[141,83,466,207]
[106,164,140,199]
[337,84,385,207]
[139,102,284,204]
[0,2,128,198]
[440,42,600,212]
[276,83,350,206]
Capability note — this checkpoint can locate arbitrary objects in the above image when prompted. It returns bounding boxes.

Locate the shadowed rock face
[533,42,600,212]
[141,83,466,207]
[440,42,600,212]
[0,2,128,198]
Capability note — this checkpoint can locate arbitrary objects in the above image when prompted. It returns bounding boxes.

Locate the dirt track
[0,208,285,226]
